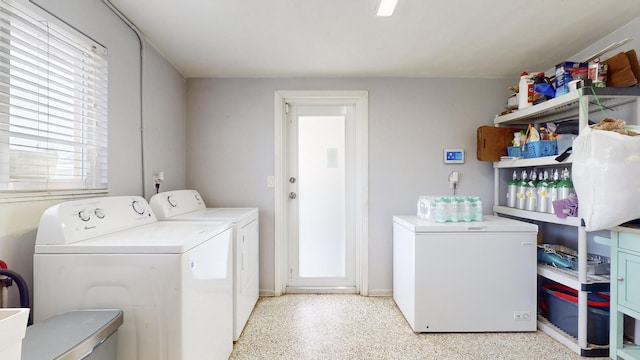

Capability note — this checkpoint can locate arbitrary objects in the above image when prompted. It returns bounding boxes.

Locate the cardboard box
[476,126,516,161]
[555,61,588,97]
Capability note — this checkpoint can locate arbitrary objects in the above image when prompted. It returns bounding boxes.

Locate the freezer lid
[393,215,538,233]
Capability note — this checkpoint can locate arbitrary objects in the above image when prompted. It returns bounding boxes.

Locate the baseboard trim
[367,289,392,297]
[284,287,357,294]
[261,288,392,297]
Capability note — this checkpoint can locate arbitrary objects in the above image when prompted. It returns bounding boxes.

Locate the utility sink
[0,308,30,360]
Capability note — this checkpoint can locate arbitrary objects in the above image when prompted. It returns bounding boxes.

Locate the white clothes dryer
[33,196,233,360]
[150,189,259,341]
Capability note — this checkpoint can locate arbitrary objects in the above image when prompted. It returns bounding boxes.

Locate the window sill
[0,189,109,204]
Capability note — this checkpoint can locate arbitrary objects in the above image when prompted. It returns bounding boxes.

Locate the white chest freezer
[392,215,538,332]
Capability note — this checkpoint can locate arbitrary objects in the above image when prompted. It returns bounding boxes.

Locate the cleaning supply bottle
[518,72,533,110]
[516,170,528,210]
[547,169,560,214]
[525,169,538,211]
[558,168,576,200]
[507,171,518,207]
[536,170,550,212]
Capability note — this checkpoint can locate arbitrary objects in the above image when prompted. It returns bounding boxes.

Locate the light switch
[267,176,275,188]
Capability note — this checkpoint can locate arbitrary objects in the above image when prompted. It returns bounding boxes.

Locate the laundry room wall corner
[0,0,187,307]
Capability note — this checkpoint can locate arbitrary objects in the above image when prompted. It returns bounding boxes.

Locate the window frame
[0,0,108,202]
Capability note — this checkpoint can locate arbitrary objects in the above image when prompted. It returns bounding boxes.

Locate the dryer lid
[163,207,258,223]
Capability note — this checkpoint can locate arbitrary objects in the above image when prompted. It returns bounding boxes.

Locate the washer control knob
[167,195,177,207]
[78,210,91,222]
[94,208,105,219]
[194,193,201,202]
[131,200,146,215]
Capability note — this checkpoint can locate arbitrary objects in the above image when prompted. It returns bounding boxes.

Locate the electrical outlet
[513,311,531,321]
[153,171,165,186]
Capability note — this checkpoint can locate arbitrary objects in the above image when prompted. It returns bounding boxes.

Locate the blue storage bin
[539,283,609,345]
[524,140,558,158]
[506,146,522,157]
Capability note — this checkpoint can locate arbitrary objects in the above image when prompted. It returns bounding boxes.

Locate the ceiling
[107,0,640,79]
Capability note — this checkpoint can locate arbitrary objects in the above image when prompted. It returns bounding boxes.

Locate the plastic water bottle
[507,171,518,207]
[462,197,473,222]
[471,197,483,222]
[455,197,465,222]
[435,197,446,223]
[447,197,458,222]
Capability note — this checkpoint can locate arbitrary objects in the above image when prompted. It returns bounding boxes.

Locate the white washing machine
[150,189,259,341]
[33,196,233,360]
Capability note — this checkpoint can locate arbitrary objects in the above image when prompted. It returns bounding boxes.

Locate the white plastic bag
[572,126,640,231]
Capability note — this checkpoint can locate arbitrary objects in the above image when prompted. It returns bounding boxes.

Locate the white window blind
[0,0,108,196]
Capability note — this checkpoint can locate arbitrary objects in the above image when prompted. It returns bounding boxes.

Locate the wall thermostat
[444,149,465,164]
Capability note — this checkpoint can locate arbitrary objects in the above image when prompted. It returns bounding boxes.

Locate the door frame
[274,90,368,296]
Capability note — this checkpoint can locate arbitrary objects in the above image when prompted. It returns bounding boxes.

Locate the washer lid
[162,207,258,223]
[34,221,231,254]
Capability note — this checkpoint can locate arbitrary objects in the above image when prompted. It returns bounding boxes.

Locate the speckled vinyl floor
[230,294,607,360]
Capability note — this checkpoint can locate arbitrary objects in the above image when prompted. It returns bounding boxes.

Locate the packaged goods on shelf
[602,51,639,87]
[555,62,588,97]
[588,60,607,87]
[417,196,483,223]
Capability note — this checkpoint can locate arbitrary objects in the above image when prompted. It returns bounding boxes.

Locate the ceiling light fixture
[376,0,398,16]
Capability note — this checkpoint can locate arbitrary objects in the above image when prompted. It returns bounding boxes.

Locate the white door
[286,102,355,290]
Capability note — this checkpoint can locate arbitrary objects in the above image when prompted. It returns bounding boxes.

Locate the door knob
[289,192,297,199]
[617,276,624,282]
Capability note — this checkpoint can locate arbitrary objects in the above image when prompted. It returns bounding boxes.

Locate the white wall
[570,17,640,69]
[0,0,186,307]
[185,17,640,296]
[185,77,513,295]
[142,43,188,198]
